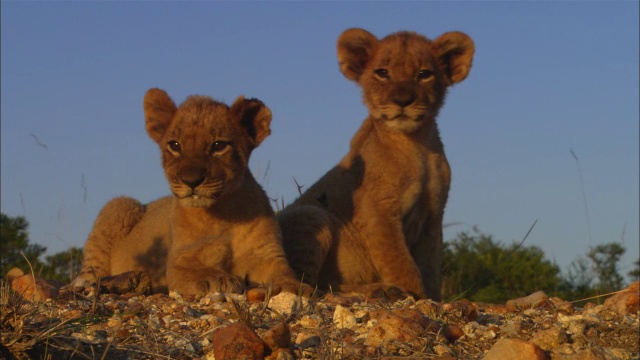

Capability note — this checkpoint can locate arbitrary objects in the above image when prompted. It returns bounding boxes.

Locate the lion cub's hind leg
[279,205,335,289]
[74,197,145,286]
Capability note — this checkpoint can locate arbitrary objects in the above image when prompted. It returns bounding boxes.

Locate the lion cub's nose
[180,168,207,189]
[392,88,416,108]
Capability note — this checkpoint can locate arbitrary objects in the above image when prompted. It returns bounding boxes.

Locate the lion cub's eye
[167,141,182,154]
[373,68,390,80]
[417,69,434,80]
[211,141,229,154]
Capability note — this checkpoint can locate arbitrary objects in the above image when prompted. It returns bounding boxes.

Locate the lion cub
[279,29,474,300]
[74,89,309,297]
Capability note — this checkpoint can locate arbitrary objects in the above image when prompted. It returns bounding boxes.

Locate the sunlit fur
[75,89,313,298]
[279,29,474,301]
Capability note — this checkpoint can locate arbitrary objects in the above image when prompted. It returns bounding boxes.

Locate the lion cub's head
[337,28,474,133]
[143,88,272,208]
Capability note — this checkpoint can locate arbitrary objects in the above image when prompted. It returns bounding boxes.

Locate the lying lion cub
[74,88,310,297]
[279,29,474,300]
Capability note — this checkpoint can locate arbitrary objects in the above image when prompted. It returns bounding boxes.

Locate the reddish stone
[5,267,24,282]
[212,323,265,360]
[474,302,509,314]
[365,308,438,347]
[262,320,291,350]
[246,287,267,303]
[484,338,546,360]
[563,347,607,360]
[506,291,549,312]
[442,299,478,321]
[530,326,568,351]
[604,281,639,315]
[443,324,464,343]
[11,274,59,302]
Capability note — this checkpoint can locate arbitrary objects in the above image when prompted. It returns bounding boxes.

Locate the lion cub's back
[110,196,173,289]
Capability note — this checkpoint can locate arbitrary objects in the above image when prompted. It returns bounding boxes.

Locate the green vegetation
[442,228,561,303]
[442,227,637,303]
[1,213,83,283]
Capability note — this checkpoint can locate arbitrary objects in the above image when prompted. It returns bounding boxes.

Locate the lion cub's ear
[144,88,178,143]
[230,96,272,149]
[337,28,379,81]
[432,32,475,85]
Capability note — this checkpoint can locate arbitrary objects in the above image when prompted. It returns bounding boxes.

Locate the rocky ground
[1,269,638,360]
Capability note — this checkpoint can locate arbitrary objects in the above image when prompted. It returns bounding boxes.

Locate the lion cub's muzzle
[171,166,225,207]
[180,167,207,190]
[391,86,417,109]
[374,86,430,127]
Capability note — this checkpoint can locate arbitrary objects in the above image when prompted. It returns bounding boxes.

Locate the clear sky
[1,2,638,280]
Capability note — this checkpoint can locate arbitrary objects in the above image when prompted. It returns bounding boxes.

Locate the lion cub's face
[143,89,271,208]
[337,29,474,133]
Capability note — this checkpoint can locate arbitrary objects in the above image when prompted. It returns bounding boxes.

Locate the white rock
[300,314,321,328]
[268,292,307,316]
[333,305,357,329]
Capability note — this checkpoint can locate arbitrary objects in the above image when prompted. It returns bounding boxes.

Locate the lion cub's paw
[277,281,320,299]
[369,285,416,301]
[341,283,419,301]
[172,273,245,297]
[203,274,245,294]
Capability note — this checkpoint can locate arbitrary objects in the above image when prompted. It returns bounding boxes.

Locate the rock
[262,320,291,350]
[506,291,549,312]
[483,338,546,360]
[99,271,153,295]
[5,267,24,282]
[333,304,357,329]
[11,273,59,301]
[415,299,442,317]
[299,314,321,328]
[530,326,568,351]
[295,333,321,349]
[443,324,465,342]
[442,299,478,321]
[265,348,294,360]
[551,343,576,356]
[122,299,145,319]
[392,307,438,330]
[475,302,509,314]
[560,347,633,360]
[268,292,307,316]
[500,320,523,337]
[364,309,435,347]
[463,321,497,340]
[433,356,457,360]
[604,281,639,315]
[212,322,265,360]
[560,347,606,360]
[246,287,267,303]
[434,344,452,356]
[549,296,574,314]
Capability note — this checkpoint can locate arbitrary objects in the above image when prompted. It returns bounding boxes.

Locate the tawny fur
[279,29,474,300]
[75,89,311,297]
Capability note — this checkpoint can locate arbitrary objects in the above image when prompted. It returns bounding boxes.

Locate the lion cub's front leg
[166,237,244,296]
[74,197,145,287]
[356,211,427,298]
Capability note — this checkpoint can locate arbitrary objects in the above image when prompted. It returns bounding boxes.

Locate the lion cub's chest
[384,143,431,216]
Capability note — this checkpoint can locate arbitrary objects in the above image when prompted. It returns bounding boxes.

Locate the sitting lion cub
[74,88,310,297]
[279,29,474,300]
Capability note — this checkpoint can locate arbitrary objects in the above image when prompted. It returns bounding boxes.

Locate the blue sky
[2,2,638,280]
